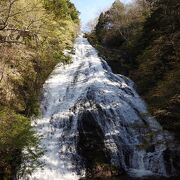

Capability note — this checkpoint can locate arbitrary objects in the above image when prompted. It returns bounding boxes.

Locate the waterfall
[28,34,176,180]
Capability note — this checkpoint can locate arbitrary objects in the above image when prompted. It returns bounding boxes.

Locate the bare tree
[86,17,99,32]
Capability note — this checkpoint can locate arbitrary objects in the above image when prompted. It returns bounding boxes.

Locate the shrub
[0,108,43,179]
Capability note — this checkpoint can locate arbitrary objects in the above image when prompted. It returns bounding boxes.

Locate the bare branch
[0,63,6,84]
[0,0,18,30]
[0,40,25,44]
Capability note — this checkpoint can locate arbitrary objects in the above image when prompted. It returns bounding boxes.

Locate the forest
[0,0,79,178]
[87,0,180,142]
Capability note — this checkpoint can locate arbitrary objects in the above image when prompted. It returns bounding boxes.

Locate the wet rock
[77,110,112,178]
[91,164,124,178]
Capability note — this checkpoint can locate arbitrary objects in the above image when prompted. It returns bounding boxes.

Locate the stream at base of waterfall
[26,34,178,180]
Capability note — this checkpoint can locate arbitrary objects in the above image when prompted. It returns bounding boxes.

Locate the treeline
[87,0,180,140]
[0,0,79,179]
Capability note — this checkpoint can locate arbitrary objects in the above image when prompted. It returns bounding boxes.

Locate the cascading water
[28,34,176,180]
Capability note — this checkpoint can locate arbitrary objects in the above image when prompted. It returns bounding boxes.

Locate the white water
[28,35,175,180]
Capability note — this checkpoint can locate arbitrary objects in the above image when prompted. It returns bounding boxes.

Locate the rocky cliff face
[28,35,178,180]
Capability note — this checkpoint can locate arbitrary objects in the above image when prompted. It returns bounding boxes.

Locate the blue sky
[70,0,132,27]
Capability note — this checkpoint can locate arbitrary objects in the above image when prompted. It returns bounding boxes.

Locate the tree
[0,108,43,179]
[86,17,98,32]
[94,0,147,47]
[44,0,69,18]
[0,0,79,178]
[44,0,79,21]
[0,0,18,30]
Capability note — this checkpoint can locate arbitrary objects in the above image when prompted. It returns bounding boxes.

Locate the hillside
[0,0,79,178]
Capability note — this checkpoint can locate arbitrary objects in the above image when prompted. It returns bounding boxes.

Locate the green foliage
[44,0,79,21]
[67,1,79,21]
[44,0,69,18]
[53,51,72,64]
[0,108,43,179]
